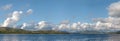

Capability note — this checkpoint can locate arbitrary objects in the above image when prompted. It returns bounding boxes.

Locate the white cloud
[21,21,56,31]
[58,24,70,31]
[2,11,22,27]
[2,9,32,27]
[36,21,51,30]
[21,23,27,29]
[91,1,120,32]
[37,21,55,30]
[21,22,37,31]
[1,4,12,10]
[1,1,120,33]
[27,9,33,14]
[19,19,120,32]
[19,1,120,32]
[108,1,120,17]
[93,17,120,32]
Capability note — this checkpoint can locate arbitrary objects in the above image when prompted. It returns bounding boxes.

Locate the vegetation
[0,27,120,34]
[0,27,69,34]
[116,31,120,34]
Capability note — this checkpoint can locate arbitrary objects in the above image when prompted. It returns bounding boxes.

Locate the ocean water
[0,34,119,41]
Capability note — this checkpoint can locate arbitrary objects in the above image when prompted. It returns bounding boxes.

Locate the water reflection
[1,34,19,41]
[107,34,120,41]
[0,34,119,41]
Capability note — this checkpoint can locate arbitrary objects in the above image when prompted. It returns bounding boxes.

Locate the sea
[0,34,119,41]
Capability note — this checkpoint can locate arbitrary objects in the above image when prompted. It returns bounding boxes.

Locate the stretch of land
[0,27,69,34]
[0,27,120,34]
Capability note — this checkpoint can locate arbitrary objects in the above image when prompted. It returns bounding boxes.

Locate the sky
[0,0,119,24]
[0,0,120,32]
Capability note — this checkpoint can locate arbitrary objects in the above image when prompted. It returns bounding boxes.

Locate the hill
[0,27,69,34]
[0,27,120,34]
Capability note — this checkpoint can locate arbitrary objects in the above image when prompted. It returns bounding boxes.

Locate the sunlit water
[0,34,119,41]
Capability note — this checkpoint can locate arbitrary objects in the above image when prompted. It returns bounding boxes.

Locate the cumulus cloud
[2,11,22,27]
[36,21,56,30]
[2,9,32,27]
[93,1,120,32]
[108,1,120,18]
[21,22,37,31]
[1,4,12,10]
[21,23,27,29]
[21,21,57,31]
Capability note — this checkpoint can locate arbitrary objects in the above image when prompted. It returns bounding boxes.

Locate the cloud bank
[20,1,120,32]
[1,1,120,33]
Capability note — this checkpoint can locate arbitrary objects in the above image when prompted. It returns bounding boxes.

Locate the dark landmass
[115,31,120,34]
[107,32,120,34]
[0,27,120,34]
[0,27,69,34]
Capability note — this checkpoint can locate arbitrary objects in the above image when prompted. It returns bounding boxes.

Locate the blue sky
[0,0,119,24]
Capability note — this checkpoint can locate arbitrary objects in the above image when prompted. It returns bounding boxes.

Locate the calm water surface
[0,34,119,41]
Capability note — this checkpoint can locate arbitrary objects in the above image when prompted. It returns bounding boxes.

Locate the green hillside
[0,27,120,34]
[0,27,69,34]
